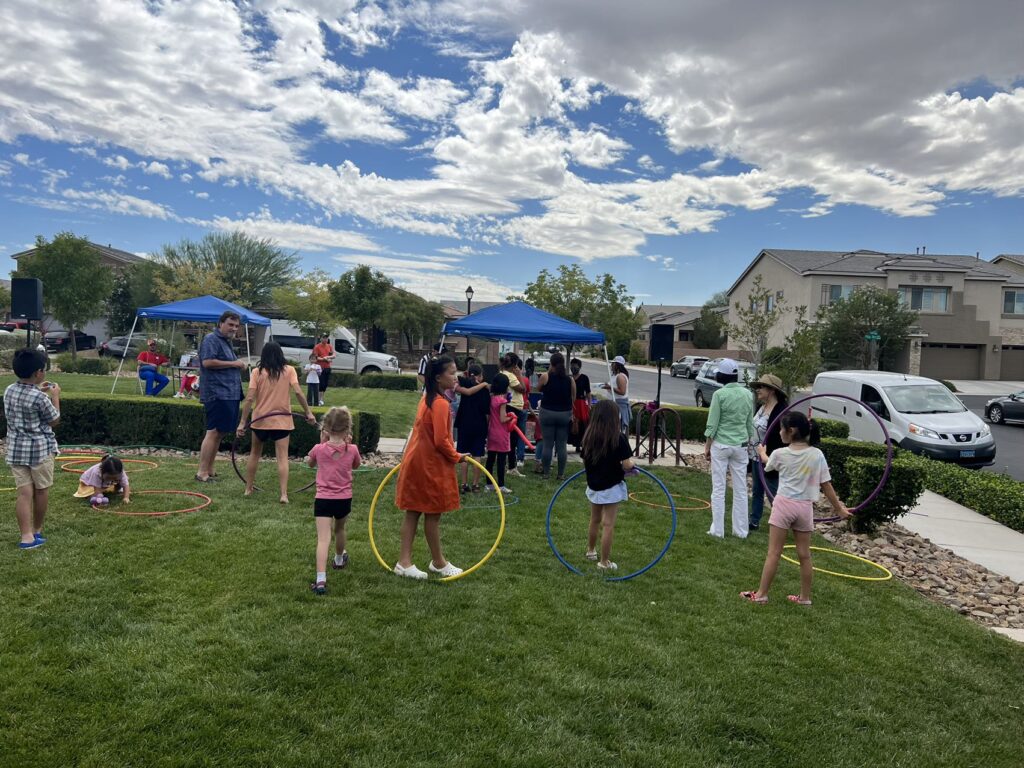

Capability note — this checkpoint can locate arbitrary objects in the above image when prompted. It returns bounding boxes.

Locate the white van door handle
[855,410,862,417]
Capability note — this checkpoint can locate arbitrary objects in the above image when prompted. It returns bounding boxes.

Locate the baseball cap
[717,358,739,375]
[612,355,627,365]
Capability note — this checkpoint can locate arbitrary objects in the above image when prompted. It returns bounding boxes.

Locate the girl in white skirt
[581,399,636,571]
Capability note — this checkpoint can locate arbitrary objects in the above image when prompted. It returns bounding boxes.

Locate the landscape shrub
[941,380,958,392]
[0,394,381,455]
[54,354,117,375]
[815,418,850,439]
[634,405,708,441]
[627,340,648,366]
[903,454,1024,532]
[361,373,418,391]
[846,454,927,534]
[818,437,889,499]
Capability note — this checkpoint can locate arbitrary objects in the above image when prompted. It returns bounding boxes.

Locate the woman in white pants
[702,359,755,539]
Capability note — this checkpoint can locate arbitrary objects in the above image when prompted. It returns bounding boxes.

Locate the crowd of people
[5,316,851,602]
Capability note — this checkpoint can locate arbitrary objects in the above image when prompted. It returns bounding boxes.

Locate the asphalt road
[580,360,1024,481]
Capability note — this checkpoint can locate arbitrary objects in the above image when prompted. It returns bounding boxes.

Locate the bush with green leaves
[54,354,117,375]
[845,454,926,533]
[627,340,648,366]
[903,454,1024,532]
[360,373,418,391]
[0,394,380,455]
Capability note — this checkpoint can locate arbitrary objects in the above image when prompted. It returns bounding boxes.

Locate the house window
[899,285,950,312]
[677,330,690,341]
[820,284,858,305]
[765,294,775,312]
[1004,290,1024,315]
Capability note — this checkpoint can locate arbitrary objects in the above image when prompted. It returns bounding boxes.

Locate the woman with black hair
[569,357,591,451]
[394,355,468,580]
[600,356,631,432]
[538,352,576,480]
[236,341,316,503]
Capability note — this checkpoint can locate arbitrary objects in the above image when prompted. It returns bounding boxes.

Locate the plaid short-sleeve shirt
[198,330,243,403]
[4,382,59,467]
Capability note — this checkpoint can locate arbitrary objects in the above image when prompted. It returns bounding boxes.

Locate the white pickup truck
[270,321,400,374]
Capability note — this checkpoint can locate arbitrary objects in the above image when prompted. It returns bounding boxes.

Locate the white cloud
[143,161,171,178]
[333,252,515,301]
[361,69,466,120]
[194,191,209,199]
[436,245,497,257]
[13,152,32,166]
[198,214,381,252]
[638,155,664,174]
[60,188,175,219]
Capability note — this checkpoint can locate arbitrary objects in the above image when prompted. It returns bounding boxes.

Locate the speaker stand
[655,359,663,408]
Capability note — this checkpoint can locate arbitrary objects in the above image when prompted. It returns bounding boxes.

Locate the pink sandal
[787,595,812,606]
[740,591,768,604]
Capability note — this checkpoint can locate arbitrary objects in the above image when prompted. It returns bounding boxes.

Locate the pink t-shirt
[307,441,361,499]
[487,395,511,453]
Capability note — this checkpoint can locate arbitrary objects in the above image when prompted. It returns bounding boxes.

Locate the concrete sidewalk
[948,380,1024,396]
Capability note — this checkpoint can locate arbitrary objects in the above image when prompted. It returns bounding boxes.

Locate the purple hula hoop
[231,410,316,493]
[755,393,893,522]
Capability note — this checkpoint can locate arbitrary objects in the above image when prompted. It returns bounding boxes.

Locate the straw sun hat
[750,373,786,398]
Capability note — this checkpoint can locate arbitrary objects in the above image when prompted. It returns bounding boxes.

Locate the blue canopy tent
[111,295,271,393]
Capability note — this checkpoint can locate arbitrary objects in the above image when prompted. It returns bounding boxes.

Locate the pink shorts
[768,495,814,532]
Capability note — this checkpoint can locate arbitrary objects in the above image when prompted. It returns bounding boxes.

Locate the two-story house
[635,303,731,360]
[727,248,1024,381]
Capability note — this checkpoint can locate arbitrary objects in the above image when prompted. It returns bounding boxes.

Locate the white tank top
[611,372,629,399]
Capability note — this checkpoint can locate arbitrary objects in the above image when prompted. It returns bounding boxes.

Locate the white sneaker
[498,486,512,494]
[484,485,495,492]
[506,468,523,477]
[429,561,463,578]
[585,550,599,561]
[173,392,183,398]
[394,563,427,580]
[597,561,618,571]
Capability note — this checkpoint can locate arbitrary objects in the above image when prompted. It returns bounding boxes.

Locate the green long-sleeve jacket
[704,382,755,446]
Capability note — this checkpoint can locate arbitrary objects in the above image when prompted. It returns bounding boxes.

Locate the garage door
[1002,346,1024,380]
[920,343,981,380]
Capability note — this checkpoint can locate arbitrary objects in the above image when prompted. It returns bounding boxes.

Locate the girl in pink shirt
[306,407,361,595]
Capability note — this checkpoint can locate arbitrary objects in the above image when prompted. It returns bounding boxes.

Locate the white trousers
[709,441,749,538]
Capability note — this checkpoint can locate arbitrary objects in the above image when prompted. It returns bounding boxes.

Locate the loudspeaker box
[11,278,43,320]
[648,323,674,362]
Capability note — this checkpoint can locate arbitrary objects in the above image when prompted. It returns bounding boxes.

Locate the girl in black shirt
[581,399,636,571]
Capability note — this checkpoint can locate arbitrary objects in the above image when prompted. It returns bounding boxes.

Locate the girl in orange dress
[394,355,467,579]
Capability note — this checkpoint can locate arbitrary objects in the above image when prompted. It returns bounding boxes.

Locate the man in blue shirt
[196,311,247,482]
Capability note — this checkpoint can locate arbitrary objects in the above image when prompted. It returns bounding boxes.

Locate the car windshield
[883,384,966,414]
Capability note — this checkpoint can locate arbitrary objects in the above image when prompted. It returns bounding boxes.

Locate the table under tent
[110,295,271,394]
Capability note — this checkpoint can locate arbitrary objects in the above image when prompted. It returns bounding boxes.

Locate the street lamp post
[465,285,474,364]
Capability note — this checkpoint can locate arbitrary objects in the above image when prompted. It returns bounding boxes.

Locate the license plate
[960,450,975,459]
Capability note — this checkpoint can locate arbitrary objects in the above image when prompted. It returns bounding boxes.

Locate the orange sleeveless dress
[395,395,461,513]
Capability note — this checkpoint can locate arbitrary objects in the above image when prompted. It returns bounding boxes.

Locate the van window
[860,384,890,421]
[883,384,966,415]
[335,339,353,354]
[274,335,315,350]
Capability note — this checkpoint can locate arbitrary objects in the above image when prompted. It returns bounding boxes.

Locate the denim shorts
[586,481,628,505]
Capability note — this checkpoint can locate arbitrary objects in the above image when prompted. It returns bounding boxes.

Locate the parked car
[670,355,708,378]
[271,321,400,374]
[985,390,1024,425]
[694,358,757,407]
[44,330,96,352]
[812,371,995,467]
[99,336,144,357]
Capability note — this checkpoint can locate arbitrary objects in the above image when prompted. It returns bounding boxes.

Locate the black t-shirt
[454,376,489,432]
[541,372,573,411]
[573,373,591,400]
[583,434,634,491]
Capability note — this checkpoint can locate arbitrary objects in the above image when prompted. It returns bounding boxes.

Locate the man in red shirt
[137,339,170,396]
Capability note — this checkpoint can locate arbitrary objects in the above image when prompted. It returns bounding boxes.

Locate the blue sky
[1,1,1022,307]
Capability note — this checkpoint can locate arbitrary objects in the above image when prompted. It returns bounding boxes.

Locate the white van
[270,321,400,375]
[811,371,995,467]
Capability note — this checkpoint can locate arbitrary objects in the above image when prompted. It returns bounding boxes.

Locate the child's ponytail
[780,411,819,445]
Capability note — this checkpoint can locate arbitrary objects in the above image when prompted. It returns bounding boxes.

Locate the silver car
[670,355,708,378]
[694,358,757,408]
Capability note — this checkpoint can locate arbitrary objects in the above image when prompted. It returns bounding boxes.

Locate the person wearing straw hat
[703,358,755,539]
[749,374,788,531]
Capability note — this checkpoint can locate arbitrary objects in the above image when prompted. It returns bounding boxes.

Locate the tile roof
[10,241,145,265]
[763,248,1015,280]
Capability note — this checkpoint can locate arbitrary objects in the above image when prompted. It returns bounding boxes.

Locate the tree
[705,290,730,308]
[590,273,640,358]
[758,307,822,395]
[271,269,341,337]
[157,231,299,307]
[727,274,789,365]
[818,287,918,370]
[383,289,445,353]
[0,283,10,316]
[329,265,393,374]
[154,261,236,304]
[692,306,727,349]
[14,232,115,358]
[106,261,168,335]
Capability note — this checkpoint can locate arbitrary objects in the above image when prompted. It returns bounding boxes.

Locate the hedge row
[54,354,118,375]
[902,454,1024,532]
[633,403,850,442]
[292,368,418,391]
[0,394,380,456]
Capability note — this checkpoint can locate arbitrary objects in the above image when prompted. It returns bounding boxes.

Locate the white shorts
[586,481,628,505]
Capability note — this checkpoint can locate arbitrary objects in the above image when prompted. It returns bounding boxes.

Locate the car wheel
[361,366,381,374]
[988,404,1004,424]
[670,369,676,378]
[696,390,706,408]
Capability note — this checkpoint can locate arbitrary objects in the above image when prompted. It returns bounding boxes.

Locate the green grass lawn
[1,455,1022,767]
[0,374,421,438]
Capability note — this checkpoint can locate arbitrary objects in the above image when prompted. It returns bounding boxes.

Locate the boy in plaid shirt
[4,349,61,549]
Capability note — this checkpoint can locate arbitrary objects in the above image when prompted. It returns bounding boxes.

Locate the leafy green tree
[383,289,445,353]
[14,232,115,358]
[705,290,729,308]
[271,269,341,337]
[329,265,393,373]
[727,274,789,366]
[591,274,640,358]
[818,286,918,370]
[692,306,727,349]
[158,232,299,307]
[0,283,10,316]
[759,307,822,395]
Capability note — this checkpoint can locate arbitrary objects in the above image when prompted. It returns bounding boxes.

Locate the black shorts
[314,498,352,519]
[252,428,291,443]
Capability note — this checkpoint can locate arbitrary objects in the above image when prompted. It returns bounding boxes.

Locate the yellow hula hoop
[780,545,893,582]
[628,491,710,511]
[367,456,506,583]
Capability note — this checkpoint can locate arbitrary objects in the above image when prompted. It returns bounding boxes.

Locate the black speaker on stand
[11,278,43,348]
[648,323,674,407]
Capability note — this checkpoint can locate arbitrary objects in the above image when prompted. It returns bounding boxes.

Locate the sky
[1,0,1022,307]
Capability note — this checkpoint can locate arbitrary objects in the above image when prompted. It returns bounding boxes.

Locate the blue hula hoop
[546,468,677,582]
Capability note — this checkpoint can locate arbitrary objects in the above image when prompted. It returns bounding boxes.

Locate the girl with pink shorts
[741,411,850,606]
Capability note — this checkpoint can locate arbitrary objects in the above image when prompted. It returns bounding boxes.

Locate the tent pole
[111,315,140,394]
[603,344,612,384]
[245,323,252,367]
[170,321,176,366]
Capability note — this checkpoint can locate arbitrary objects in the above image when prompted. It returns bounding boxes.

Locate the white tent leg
[245,323,252,366]
[111,315,140,394]
[603,344,612,385]
[169,321,176,365]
